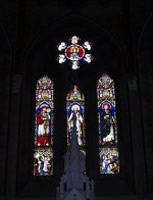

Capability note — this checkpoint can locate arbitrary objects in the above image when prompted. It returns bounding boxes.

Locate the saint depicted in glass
[66,85,85,151]
[100,148,119,174]
[33,76,54,176]
[97,74,120,174]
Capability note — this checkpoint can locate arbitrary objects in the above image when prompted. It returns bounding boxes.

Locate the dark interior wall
[0,0,153,199]
[23,0,123,48]
[0,0,18,195]
[137,13,153,193]
[16,16,134,198]
[0,22,12,194]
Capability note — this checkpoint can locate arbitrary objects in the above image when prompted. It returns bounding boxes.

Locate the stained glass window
[33,76,54,176]
[97,74,120,174]
[66,85,85,153]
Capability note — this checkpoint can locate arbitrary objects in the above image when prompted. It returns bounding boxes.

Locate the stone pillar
[128,74,147,195]
[6,74,22,198]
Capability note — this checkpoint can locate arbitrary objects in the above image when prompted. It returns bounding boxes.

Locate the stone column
[128,74,147,195]
[6,74,22,198]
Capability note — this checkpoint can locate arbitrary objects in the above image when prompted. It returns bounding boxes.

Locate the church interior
[0,0,153,199]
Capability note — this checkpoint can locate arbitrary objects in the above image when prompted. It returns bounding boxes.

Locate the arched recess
[97,74,120,175]
[17,13,134,197]
[66,85,85,152]
[137,12,153,193]
[33,76,54,176]
[0,21,12,194]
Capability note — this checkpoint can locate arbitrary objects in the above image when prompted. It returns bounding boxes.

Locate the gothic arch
[17,14,134,196]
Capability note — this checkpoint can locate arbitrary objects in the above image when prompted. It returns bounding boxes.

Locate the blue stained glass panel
[97,74,120,174]
[33,76,54,176]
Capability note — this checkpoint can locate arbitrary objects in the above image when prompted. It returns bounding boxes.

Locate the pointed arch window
[33,76,54,176]
[66,85,86,153]
[97,74,120,174]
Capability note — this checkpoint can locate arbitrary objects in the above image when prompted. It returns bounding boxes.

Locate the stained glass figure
[97,74,120,174]
[99,148,119,174]
[66,85,85,151]
[33,76,54,176]
[57,36,93,70]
